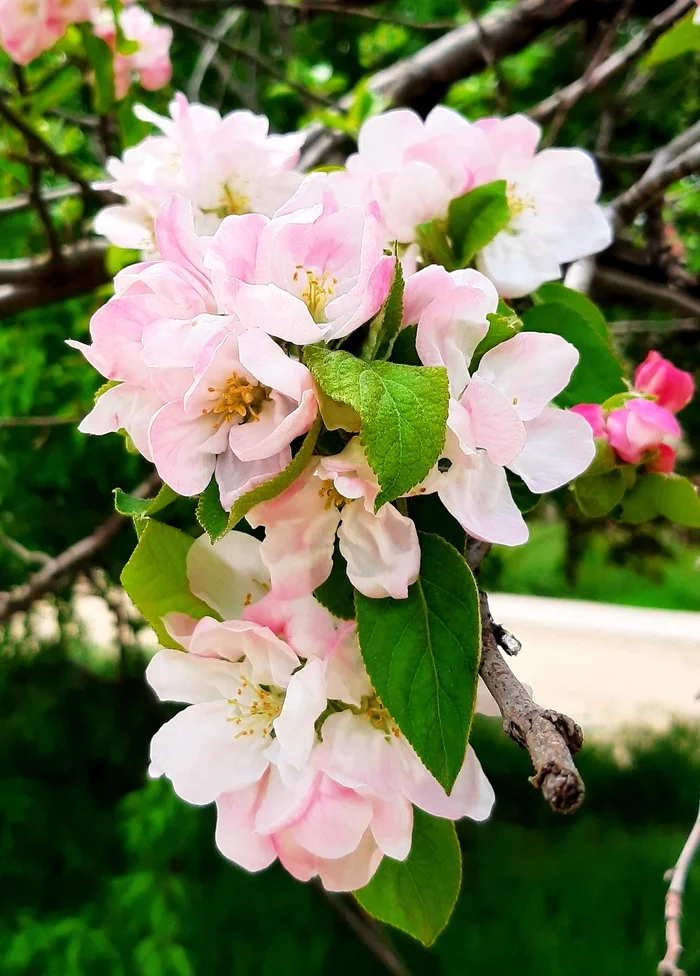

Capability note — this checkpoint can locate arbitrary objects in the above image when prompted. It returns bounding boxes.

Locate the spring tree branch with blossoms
[0,0,699,961]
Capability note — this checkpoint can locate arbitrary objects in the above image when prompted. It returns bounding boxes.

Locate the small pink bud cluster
[572,352,695,473]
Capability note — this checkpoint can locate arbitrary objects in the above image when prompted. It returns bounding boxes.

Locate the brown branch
[0,473,161,623]
[478,591,585,814]
[658,801,700,976]
[0,184,117,219]
[322,890,409,976]
[0,414,81,427]
[592,266,700,317]
[0,531,51,567]
[530,0,693,121]
[612,141,700,229]
[0,239,109,318]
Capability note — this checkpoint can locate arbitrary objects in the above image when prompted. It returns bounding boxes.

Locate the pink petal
[461,374,526,466]
[274,658,328,769]
[509,406,596,492]
[437,452,529,546]
[337,499,420,600]
[215,782,277,871]
[370,795,413,860]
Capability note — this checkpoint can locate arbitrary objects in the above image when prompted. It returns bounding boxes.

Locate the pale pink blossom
[248,438,420,600]
[633,351,694,414]
[570,403,606,439]
[408,266,594,544]
[204,192,395,343]
[473,115,612,297]
[334,106,493,245]
[606,398,681,466]
[148,321,317,504]
[0,0,93,64]
[95,93,303,248]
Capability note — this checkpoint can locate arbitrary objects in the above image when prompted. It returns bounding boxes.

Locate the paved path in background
[16,591,700,735]
[489,594,700,733]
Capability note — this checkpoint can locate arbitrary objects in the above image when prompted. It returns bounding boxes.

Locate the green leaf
[25,66,83,116]
[415,219,456,271]
[121,521,213,648]
[114,484,178,518]
[304,347,449,509]
[316,389,361,432]
[447,180,510,266]
[355,808,461,945]
[472,300,522,367]
[355,532,481,791]
[196,479,229,543]
[584,438,618,477]
[361,260,404,361]
[78,25,115,113]
[533,283,611,346]
[522,303,626,406]
[507,472,540,513]
[573,469,628,518]
[313,542,355,620]
[390,323,421,367]
[621,473,700,528]
[644,12,700,68]
[226,418,322,531]
[601,392,642,411]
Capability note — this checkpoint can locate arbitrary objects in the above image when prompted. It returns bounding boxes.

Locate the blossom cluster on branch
[66,96,699,934]
[0,0,172,100]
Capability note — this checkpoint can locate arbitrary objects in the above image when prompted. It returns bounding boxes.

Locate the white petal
[187,530,269,618]
[509,406,595,492]
[337,499,420,599]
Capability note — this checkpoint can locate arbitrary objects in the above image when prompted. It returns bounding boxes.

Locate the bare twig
[0,414,82,427]
[0,184,117,219]
[188,7,245,102]
[612,142,700,229]
[592,266,700,317]
[530,0,693,122]
[0,95,93,197]
[478,591,585,814]
[609,317,699,334]
[158,8,341,110]
[0,531,51,567]
[658,801,700,976]
[0,473,161,623]
[321,890,409,976]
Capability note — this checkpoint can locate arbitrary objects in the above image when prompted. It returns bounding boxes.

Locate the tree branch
[529,0,693,121]
[0,184,118,219]
[0,473,161,623]
[0,239,109,318]
[658,801,700,976]
[478,591,585,814]
[612,141,700,229]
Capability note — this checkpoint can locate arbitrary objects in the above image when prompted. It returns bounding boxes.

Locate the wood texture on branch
[0,239,109,317]
[658,801,700,976]
[479,592,585,814]
[529,0,693,121]
[0,473,161,623]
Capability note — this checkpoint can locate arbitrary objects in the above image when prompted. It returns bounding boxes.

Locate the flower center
[506,183,536,221]
[206,183,251,219]
[363,694,400,739]
[203,373,271,430]
[228,676,283,740]
[317,479,347,511]
[293,267,338,322]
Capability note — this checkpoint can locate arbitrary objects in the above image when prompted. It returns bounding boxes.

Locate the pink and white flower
[472,115,612,297]
[248,438,420,600]
[605,398,681,467]
[95,93,304,248]
[204,192,395,343]
[148,321,317,504]
[94,5,173,101]
[0,0,94,64]
[406,265,595,544]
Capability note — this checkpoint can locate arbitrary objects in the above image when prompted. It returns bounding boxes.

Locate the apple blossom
[146,531,495,891]
[405,265,595,544]
[472,114,612,297]
[204,192,395,343]
[93,4,173,100]
[605,398,681,467]
[248,438,420,600]
[633,350,695,414]
[95,93,304,248]
[0,0,94,64]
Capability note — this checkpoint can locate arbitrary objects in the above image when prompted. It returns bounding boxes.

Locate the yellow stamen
[317,479,346,511]
[300,269,338,322]
[203,373,271,431]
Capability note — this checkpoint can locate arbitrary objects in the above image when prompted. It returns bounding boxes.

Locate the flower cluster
[573,352,695,474]
[146,531,495,890]
[71,98,631,893]
[0,0,172,100]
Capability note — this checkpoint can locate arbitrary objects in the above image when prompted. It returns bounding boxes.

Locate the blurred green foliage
[0,640,698,975]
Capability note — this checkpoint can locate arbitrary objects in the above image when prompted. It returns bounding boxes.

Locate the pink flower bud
[570,403,607,439]
[606,398,680,465]
[645,443,677,474]
[634,351,694,414]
